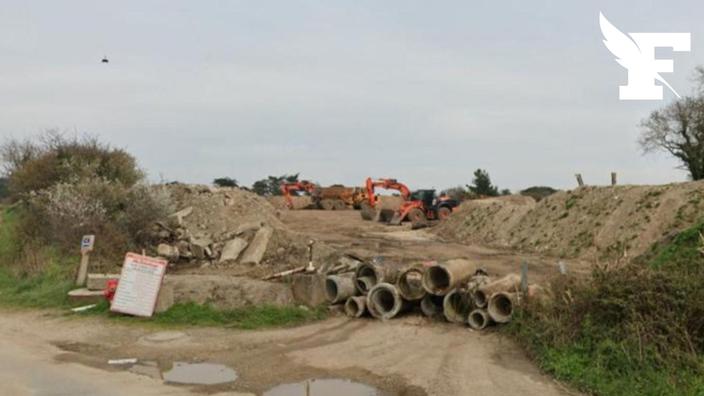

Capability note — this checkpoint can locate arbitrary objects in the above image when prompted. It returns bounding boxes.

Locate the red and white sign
[110,253,167,317]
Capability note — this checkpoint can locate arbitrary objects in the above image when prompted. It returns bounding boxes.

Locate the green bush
[509,222,704,395]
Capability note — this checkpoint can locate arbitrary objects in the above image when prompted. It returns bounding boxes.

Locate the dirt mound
[435,182,704,261]
[145,184,335,275]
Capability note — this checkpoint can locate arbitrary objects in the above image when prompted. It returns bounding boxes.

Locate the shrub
[509,221,704,395]
[520,186,558,201]
[1,131,142,198]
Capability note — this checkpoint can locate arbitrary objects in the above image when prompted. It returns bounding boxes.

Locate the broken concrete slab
[164,275,294,309]
[67,288,105,304]
[157,244,179,260]
[235,221,263,235]
[291,273,327,307]
[239,226,273,265]
[219,238,248,263]
[170,206,193,225]
[86,274,120,291]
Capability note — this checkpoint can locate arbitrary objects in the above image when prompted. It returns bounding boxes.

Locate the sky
[1,0,702,192]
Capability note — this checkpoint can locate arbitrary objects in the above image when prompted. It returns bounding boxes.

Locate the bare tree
[639,96,704,180]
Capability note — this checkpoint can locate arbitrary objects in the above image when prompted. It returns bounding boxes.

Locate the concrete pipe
[366,282,410,320]
[344,296,367,318]
[443,288,473,324]
[468,309,492,330]
[473,274,521,308]
[397,266,427,301]
[466,274,490,291]
[420,294,445,318]
[325,274,358,304]
[354,260,402,294]
[487,292,518,324]
[422,259,475,296]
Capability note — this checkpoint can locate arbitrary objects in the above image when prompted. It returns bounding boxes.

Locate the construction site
[2,2,704,396]
[1,173,701,395]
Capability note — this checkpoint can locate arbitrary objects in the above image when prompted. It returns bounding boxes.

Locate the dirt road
[0,309,572,396]
[280,210,592,281]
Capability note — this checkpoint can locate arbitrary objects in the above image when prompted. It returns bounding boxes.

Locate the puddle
[162,362,237,385]
[264,378,383,396]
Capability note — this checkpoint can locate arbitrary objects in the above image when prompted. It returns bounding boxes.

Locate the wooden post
[575,174,584,187]
[611,172,617,186]
[75,235,95,286]
[520,261,528,295]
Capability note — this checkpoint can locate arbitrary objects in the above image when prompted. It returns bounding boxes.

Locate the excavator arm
[364,177,411,207]
[280,181,317,209]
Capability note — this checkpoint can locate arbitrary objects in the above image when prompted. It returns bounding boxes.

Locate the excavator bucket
[388,211,403,225]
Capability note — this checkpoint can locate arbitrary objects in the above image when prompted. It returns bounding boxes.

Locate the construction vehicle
[388,190,459,228]
[314,185,368,210]
[281,181,367,210]
[280,181,317,209]
[360,178,412,220]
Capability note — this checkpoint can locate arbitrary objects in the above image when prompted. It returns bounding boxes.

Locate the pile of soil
[434,182,704,261]
[146,184,336,277]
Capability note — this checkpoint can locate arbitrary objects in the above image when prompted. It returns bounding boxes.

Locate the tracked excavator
[280,181,317,209]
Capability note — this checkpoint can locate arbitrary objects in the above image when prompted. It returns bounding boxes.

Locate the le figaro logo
[600,12,690,100]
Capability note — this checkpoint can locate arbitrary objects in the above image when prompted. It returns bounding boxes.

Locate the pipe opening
[444,290,471,323]
[398,269,424,299]
[468,310,489,330]
[325,278,339,301]
[355,266,378,293]
[372,288,396,313]
[345,298,362,317]
[421,294,444,317]
[474,290,488,307]
[494,294,513,316]
[426,267,450,292]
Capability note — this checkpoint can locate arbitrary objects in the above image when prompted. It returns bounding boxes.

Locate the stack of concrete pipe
[326,257,545,329]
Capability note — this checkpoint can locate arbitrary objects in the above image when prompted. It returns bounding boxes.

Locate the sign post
[110,253,167,317]
[75,235,95,286]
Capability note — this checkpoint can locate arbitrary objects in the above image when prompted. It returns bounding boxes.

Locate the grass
[508,220,704,396]
[83,301,327,329]
[0,206,327,329]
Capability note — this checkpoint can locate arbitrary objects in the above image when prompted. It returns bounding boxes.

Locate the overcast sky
[1,1,702,191]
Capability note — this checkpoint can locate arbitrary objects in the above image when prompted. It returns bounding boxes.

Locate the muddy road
[0,309,572,396]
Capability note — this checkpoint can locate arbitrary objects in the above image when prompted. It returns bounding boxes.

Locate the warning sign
[110,253,167,317]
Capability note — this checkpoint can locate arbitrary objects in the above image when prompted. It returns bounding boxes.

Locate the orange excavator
[280,181,317,209]
[361,177,459,227]
[360,178,412,220]
[388,190,458,228]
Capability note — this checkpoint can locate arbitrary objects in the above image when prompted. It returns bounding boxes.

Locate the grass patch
[82,301,327,330]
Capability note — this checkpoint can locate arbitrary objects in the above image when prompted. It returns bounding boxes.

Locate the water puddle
[162,362,238,385]
[264,378,383,396]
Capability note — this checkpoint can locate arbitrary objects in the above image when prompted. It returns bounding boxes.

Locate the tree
[640,67,704,180]
[467,169,499,197]
[251,173,299,196]
[213,177,238,188]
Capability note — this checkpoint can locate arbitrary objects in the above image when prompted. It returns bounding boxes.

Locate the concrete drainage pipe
[473,274,521,308]
[366,283,409,320]
[468,309,492,330]
[422,259,475,296]
[420,294,445,318]
[325,274,357,304]
[354,261,401,295]
[487,292,518,324]
[344,296,367,318]
[397,266,426,301]
[443,288,473,324]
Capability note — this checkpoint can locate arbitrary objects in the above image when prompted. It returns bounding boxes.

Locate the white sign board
[80,235,95,253]
[110,253,167,317]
